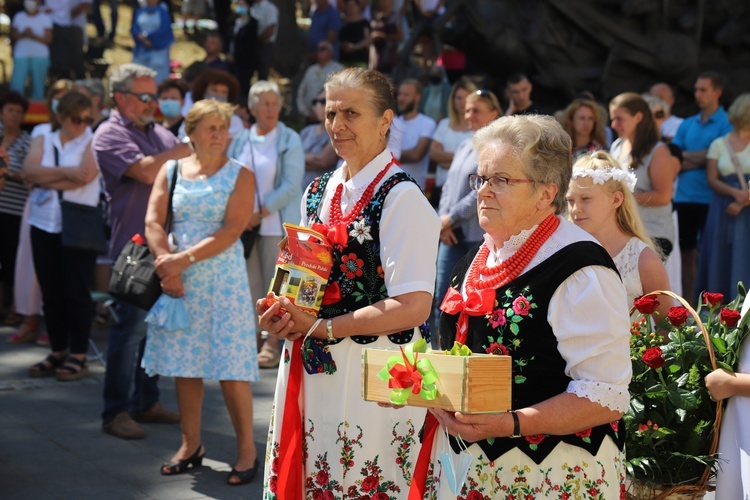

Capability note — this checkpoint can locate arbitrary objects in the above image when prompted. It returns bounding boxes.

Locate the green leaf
[509,323,519,335]
[511,315,523,323]
[667,364,682,374]
[716,361,734,371]
[711,336,727,354]
[667,388,698,409]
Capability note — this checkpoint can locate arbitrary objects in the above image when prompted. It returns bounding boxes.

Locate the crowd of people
[0,0,749,497]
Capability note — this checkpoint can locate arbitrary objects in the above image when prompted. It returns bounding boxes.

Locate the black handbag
[53,146,108,255]
[108,163,179,310]
[238,140,265,259]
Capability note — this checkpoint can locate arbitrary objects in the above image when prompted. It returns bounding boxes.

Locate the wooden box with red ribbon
[361,344,512,414]
[268,224,334,316]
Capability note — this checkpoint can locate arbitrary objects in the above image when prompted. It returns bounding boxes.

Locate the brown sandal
[30,354,66,378]
[56,356,89,382]
[257,344,281,369]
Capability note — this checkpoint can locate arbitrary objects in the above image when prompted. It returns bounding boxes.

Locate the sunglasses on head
[312,98,326,106]
[70,116,95,125]
[122,91,158,104]
[474,89,498,109]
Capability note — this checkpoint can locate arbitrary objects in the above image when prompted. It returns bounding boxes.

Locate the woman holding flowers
[256,68,440,498]
[414,115,632,498]
[696,93,750,301]
[566,151,672,319]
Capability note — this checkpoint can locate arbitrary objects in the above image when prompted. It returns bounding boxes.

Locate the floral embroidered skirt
[425,432,626,499]
[263,331,427,499]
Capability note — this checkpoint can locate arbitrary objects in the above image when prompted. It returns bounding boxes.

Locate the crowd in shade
[0,0,749,497]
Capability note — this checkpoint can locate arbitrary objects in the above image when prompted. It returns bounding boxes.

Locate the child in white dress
[566,151,672,319]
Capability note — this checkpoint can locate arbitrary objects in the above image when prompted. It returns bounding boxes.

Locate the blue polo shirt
[672,107,733,204]
[307,6,342,59]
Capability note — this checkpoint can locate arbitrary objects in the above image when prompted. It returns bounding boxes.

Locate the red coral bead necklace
[466,214,560,292]
[329,155,397,226]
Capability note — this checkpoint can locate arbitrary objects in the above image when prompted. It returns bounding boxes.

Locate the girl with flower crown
[567,151,672,319]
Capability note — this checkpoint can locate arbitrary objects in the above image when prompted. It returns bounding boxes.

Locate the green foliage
[625,283,749,487]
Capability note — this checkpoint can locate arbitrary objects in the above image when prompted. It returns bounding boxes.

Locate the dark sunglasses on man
[122,91,159,104]
[70,116,95,125]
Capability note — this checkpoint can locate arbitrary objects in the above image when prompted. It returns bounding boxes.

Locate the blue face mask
[51,99,59,114]
[204,93,228,103]
[438,431,473,495]
[235,5,248,16]
[159,99,182,119]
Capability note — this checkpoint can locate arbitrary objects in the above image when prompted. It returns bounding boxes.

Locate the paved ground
[0,321,278,499]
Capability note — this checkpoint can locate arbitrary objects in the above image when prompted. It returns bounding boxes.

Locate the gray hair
[248,80,281,109]
[75,78,105,98]
[473,114,572,214]
[642,94,670,116]
[109,63,157,97]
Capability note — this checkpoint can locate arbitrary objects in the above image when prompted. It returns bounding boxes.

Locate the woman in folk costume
[256,67,440,498]
[411,115,632,499]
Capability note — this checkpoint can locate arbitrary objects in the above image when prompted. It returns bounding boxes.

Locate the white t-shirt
[301,148,440,297]
[28,129,100,234]
[394,113,436,190]
[239,125,283,236]
[431,118,473,187]
[250,0,279,43]
[465,218,632,413]
[44,0,72,26]
[12,11,53,59]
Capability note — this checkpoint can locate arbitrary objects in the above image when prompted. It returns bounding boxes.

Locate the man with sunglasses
[649,82,683,142]
[92,63,190,440]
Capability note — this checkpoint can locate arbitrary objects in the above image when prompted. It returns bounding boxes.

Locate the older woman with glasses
[22,91,100,381]
[412,115,631,499]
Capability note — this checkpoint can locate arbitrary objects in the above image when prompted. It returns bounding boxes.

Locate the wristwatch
[326,319,335,343]
[509,410,522,438]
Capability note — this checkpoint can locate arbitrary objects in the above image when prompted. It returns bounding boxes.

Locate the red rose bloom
[720,308,741,327]
[524,434,545,444]
[323,491,335,500]
[373,493,389,500]
[486,342,509,356]
[512,296,531,316]
[312,489,324,500]
[642,346,666,369]
[634,295,660,314]
[316,470,328,486]
[703,292,724,307]
[467,491,484,500]
[666,306,690,327]
[269,476,278,492]
[361,475,379,492]
[589,487,599,496]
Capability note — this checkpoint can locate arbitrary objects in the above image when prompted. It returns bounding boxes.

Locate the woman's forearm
[181,226,244,264]
[23,165,68,185]
[517,392,623,437]
[633,190,671,206]
[315,291,432,339]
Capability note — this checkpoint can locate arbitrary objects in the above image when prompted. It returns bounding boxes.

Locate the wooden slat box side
[361,348,512,414]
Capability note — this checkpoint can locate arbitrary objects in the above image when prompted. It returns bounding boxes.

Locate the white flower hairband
[571,167,637,193]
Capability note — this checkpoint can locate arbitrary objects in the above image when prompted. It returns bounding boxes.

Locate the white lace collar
[483,224,540,264]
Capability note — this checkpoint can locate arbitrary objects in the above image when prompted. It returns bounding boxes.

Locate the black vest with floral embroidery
[305,171,429,345]
[439,241,626,463]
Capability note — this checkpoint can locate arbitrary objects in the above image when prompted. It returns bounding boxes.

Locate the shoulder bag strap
[724,136,749,193]
[53,144,64,201]
[165,160,180,233]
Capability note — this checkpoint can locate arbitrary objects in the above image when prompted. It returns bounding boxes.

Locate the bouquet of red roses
[625,284,748,497]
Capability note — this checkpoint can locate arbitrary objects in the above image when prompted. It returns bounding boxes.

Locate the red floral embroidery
[486,342,509,356]
[340,253,364,279]
[512,296,531,316]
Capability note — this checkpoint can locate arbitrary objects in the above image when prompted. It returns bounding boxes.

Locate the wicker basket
[627,290,723,500]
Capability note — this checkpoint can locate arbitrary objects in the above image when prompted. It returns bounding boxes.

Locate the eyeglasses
[468,174,536,193]
[70,116,95,125]
[122,91,158,104]
[317,45,331,52]
[312,98,326,106]
[653,110,665,119]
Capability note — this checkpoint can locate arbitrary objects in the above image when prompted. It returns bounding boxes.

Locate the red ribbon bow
[387,348,423,395]
[439,287,495,344]
[311,221,349,248]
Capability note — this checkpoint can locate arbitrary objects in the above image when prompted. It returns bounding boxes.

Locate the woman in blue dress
[696,93,750,301]
[142,99,260,485]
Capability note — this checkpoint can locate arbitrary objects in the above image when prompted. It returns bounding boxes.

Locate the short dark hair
[158,79,187,99]
[400,78,423,96]
[182,62,209,85]
[506,73,529,86]
[0,90,30,113]
[191,69,241,104]
[56,91,93,121]
[697,71,725,90]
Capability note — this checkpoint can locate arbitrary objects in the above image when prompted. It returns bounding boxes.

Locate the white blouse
[464,217,632,413]
[301,148,441,298]
[28,129,99,235]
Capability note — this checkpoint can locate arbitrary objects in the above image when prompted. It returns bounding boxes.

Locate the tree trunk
[272,0,304,77]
